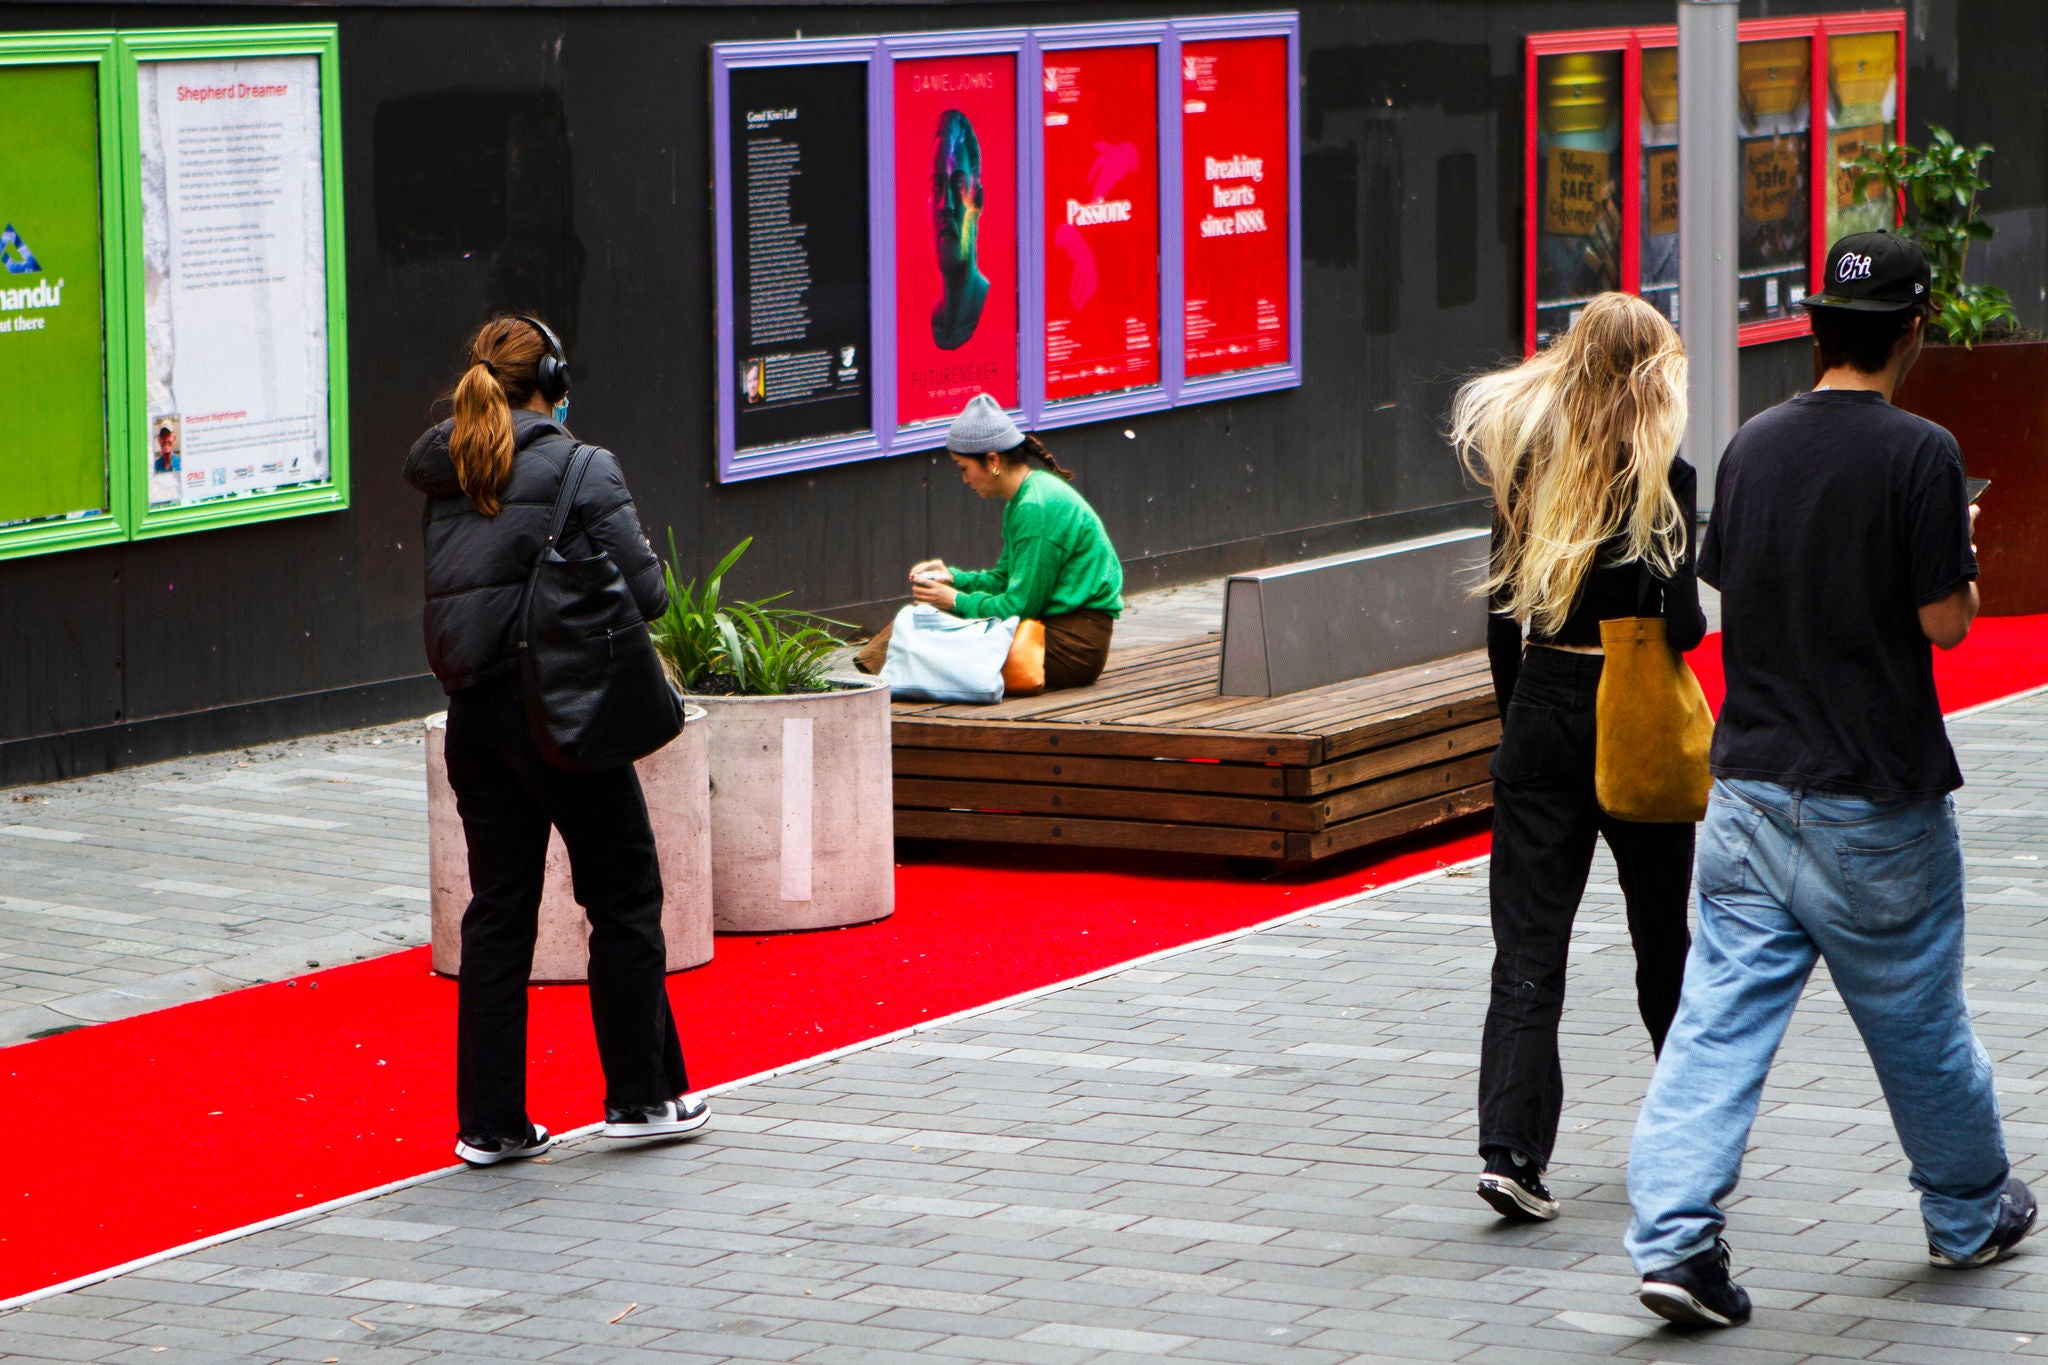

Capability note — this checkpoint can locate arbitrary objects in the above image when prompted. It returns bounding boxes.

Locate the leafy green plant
[648,535,848,695]
[1850,126,2019,347]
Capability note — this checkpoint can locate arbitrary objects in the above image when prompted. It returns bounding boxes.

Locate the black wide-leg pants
[443,675,689,1140]
[1477,646,1694,1168]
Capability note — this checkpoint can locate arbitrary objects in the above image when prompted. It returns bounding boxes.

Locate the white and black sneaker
[602,1093,711,1140]
[1638,1238,1752,1328]
[1477,1147,1559,1221]
[1930,1177,2037,1268]
[455,1123,553,1167]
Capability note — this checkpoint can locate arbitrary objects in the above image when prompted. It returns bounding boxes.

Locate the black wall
[5,0,2043,783]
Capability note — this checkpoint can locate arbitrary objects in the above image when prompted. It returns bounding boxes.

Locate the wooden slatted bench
[890,634,1499,863]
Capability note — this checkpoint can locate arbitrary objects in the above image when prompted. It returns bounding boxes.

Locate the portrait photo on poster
[1181,35,1291,379]
[895,52,1019,427]
[1042,44,1161,403]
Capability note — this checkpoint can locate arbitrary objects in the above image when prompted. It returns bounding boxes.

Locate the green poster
[0,62,106,526]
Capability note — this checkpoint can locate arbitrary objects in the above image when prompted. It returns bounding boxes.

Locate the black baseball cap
[1801,230,1931,313]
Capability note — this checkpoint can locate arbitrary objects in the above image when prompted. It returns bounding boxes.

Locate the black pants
[444,675,688,1140]
[1477,646,1693,1168]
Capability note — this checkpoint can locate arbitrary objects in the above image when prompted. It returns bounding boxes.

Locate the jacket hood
[405,409,570,500]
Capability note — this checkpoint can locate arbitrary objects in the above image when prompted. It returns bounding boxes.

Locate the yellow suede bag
[1595,614,1714,823]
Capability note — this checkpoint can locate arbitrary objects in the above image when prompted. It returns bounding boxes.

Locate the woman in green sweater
[856,394,1124,689]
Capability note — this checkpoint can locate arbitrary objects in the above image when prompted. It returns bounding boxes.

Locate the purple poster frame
[711,11,1302,484]
[1171,11,1304,408]
[1027,21,1174,433]
[878,25,1032,457]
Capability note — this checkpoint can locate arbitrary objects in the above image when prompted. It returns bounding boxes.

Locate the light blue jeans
[1626,778,2010,1271]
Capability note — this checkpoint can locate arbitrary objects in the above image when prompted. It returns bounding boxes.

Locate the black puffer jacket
[404,409,668,694]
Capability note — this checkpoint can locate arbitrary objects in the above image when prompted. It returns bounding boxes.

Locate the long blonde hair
[447,316,549,517]
[1450,292,1689,637]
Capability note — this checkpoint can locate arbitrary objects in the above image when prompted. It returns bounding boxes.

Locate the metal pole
[1678,0,1739,508]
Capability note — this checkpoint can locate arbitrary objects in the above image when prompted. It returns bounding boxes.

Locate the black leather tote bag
[517,445,685,772]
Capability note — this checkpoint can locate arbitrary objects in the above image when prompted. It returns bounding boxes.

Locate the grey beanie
[946,393,1025,455]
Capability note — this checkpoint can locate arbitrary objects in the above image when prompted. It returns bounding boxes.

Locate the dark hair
[989,434,1074,482]
[448,315,549,517]
[1809,301,1925,376]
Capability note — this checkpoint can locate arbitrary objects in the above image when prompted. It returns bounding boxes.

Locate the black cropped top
[1485,457,1707,710]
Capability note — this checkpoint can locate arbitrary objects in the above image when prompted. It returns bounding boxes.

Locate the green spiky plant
[649,535,848,695]
[1849,126,2019,348]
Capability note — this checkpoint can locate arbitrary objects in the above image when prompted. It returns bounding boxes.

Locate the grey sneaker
[1930,1177,2037,1268]
[1476,1147,1559,1221]
[455,1123,553,1167]
[602,1093,710,1140]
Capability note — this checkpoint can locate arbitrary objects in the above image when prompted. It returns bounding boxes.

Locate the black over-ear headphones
[515,314,572,405]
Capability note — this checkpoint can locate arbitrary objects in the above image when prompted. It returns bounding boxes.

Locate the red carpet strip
[5,621,2047,1302]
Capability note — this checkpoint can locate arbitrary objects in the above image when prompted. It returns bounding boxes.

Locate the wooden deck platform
[890,634,1499,862]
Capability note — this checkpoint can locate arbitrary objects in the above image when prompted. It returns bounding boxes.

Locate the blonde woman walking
[1451,293,1705,1222]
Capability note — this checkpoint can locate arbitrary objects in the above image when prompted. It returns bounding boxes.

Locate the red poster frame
[1522,9,1905,356]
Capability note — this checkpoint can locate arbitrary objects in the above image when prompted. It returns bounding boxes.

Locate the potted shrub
[1851,127,2048,614]
[651,537,893,933]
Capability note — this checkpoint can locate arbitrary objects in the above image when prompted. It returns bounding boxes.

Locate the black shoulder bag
[517,445,685,772]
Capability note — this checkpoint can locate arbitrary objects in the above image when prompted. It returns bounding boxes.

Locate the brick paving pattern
[2,675,2043,1361]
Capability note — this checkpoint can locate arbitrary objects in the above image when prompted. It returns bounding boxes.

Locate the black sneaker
[454,1123,553,1167]
[602,1093,710,1140]
[1930,1177,2037,1268]
[1638,1238,1752,1328]
[1476,1147,1559,1221]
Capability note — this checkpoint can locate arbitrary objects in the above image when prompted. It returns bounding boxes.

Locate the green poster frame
[0,31,130,563]
[116,24,349,542]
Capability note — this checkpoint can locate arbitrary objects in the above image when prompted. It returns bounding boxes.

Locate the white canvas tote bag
[878,604,1017,704]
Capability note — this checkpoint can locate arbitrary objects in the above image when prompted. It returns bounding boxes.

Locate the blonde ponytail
[445,315,550,517]
[449,361,514,516]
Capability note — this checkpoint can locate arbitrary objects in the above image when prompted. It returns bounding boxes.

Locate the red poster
[895,54,1019,426]
[1180,36,1290,378]
[1042,46,1161,402]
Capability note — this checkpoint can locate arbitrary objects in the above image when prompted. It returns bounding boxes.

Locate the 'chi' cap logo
[1837,252,1873,282]
[0,224,40,275]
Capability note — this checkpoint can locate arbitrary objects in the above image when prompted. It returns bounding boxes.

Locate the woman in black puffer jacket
[405,315,707,1166]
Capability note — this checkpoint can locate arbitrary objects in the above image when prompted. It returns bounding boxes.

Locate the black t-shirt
[1700,389,1976,799]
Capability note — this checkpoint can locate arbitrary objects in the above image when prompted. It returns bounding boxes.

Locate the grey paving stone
[21,681,2048,1363]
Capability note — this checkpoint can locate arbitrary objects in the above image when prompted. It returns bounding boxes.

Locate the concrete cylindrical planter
[426,706,713,982]
[688,676,894,933]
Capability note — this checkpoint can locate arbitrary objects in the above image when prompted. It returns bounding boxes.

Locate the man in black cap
[1622,231,2033,1328]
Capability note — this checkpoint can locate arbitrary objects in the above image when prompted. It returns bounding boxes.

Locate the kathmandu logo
[1836,252,1874,282]
[0,224,40,274]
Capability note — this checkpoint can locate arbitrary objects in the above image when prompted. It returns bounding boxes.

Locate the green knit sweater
[949,471,1124,621]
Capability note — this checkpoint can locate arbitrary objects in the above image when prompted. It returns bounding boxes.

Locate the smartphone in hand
[1966,476,1991,503]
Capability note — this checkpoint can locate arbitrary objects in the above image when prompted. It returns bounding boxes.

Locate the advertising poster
[1532,50,1621,346]
[1041,45,1160,402]
[730,62,872,451]
[1180,36,1290,378]
[140,55,329,509]
[1735,38,1810,322]
[894,53,1019,427]
[0,63,108,527]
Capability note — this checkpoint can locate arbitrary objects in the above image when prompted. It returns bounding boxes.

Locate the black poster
[731,63,872,451]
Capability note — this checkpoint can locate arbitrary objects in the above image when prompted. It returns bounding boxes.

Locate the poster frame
[1522,10,1905,356]
[1026,21,1173,432]
[0,30,132,564]
[710,10,1303,484]
[711,35,887,483]
[1165,11,1303,408]
[115,23,350,542]
[877,25,1032,457]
